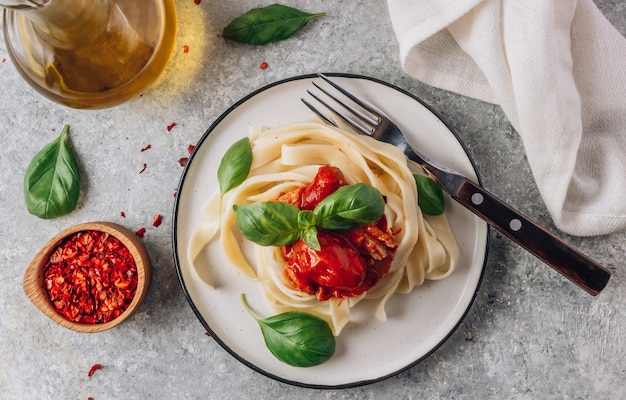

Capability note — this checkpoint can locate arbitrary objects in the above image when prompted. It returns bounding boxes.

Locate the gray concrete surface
[1,1,625,399]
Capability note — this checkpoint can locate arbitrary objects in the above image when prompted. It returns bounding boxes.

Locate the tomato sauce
[278,165,397,301]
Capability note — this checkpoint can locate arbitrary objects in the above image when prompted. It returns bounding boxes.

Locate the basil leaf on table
[233,202,301,246]
[217,137,252,195]
[241,294,335,367]
[223,4,326,45]
[314,183,385,230]
[23,125,80,219]
[413,174,445,216]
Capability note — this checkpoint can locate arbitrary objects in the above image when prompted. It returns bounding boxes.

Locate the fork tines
[301,74,381,136]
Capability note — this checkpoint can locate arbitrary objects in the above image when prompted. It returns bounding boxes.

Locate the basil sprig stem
[241,294,335,367]
[234,183,385,250]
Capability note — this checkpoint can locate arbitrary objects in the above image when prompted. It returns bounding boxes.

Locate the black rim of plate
[172,72,490,389]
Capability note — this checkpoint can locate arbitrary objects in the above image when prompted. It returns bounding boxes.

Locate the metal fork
[302,73,611,296]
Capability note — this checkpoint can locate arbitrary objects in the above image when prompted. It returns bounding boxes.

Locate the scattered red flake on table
[140,144,152,152]
[88,397,94,400]
[120,211,126,218]
[43,231,138,324]
[135,227,146,237]
[187,144,195,154]
[167,122,177,131]
[178,157,189,167]
[205,331,211,337]
[139,163,147,173]
[260,61,268,70]
[173,190,178,198]
[194,0,201,4]
[152,214,163,227]
[88,363,103,377]
[1,58,6,63]
[183,45,189,53]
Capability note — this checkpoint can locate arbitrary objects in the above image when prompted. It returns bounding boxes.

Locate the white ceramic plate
[173,74,489,388]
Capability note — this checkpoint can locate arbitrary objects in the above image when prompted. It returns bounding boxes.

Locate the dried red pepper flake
[259,61,268,70]
[173,190,178,198]
[178,157,189,167]
[205,331,211,337]
[187,144,195,154]
[152,214,163,227]
[167,122,177,132]
[42,231,138,325]
[140,144,152,152]
[194,0,201,4]
[139,163,147,174]
[183,45,189,53]
[120,211,126,218]
[135,227,146,237]
[1,58,6,63]
[88,363,103,377]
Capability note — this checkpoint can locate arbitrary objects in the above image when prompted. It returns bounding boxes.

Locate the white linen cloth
[386,0,626,236]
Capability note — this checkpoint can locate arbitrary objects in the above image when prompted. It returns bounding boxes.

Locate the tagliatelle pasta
[187,121,459,335]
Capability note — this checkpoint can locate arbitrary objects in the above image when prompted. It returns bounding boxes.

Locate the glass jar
[2,0,177,108]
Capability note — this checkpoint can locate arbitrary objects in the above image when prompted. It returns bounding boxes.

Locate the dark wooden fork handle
[453,179,611,295]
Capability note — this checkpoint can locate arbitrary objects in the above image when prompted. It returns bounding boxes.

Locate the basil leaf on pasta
[233,202,300,246]
[218,137,252,195]
[233,183,385,248]
[413,174,444,215]
[297,210,318,230]
[314,183,385,230]
[301,227,320,251]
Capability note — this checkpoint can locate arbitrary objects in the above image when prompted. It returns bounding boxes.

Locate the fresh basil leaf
[233,202,301,246]
[241,294,335,367]
[297,210,317,229]
[301,227,320,251]
[298,210,320,249]
[314,183,385,230]
[413,174,444,215]
[218,137,252,195]
[223,4,326,45]
[23,125,80,219]
[233,182,386,248]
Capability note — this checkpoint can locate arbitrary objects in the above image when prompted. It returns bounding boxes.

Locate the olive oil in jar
[3,0,177,108]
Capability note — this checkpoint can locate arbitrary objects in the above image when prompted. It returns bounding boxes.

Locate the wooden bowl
[23,222,151,333]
